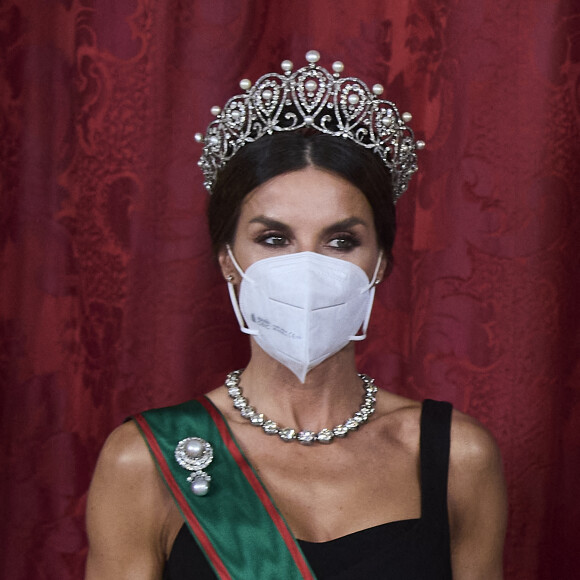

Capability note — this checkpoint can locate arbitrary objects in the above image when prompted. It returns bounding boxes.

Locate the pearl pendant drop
[191,475,210,496]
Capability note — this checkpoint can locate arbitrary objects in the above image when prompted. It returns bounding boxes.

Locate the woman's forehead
[239,167,374,224]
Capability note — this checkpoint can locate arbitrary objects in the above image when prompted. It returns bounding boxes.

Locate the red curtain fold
[1,1,579,578]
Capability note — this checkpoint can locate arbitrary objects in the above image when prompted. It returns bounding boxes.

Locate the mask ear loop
[350,250,383,342]
[226,245,258,336]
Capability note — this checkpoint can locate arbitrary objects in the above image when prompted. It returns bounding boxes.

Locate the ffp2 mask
[226,247,381,382]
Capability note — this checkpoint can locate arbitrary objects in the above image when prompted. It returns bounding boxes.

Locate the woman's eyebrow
[249,216,368,232]
[248,216,291,231]
[321,217,368,235]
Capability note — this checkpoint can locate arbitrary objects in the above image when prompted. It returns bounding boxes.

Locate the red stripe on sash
[134,413,232,580]
[199,397,315,580]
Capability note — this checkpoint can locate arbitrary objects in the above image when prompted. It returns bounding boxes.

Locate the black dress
[163,399,453,579]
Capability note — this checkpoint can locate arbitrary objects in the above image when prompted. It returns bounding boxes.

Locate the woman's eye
[257,234,288,246]
[327,236,360,250]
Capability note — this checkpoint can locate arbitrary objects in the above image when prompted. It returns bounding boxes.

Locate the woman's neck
[234,343,365,432]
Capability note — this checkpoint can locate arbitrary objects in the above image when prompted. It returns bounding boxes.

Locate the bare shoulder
[447,410,507,579]
[449,409,503,477]
[448,408,505,513]
[94,420,156,477]
[87,420,173,528]
[374,393,501,468]
[85,421,176,579]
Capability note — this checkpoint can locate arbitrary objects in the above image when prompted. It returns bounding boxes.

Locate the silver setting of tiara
[195,50,425,201]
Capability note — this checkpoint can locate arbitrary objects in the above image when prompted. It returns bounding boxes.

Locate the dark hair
[207,132,396,262]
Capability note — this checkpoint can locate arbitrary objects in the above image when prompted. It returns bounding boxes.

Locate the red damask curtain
[1,1,579,578]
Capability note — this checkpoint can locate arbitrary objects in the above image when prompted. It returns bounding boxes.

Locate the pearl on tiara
[305,50,320,63]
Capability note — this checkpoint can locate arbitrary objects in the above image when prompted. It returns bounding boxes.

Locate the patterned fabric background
[1,1,579,578]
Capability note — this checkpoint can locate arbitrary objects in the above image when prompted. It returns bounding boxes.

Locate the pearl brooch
[174,437,214,496]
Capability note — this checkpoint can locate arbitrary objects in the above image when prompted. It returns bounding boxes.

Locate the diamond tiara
[195,50,425,201]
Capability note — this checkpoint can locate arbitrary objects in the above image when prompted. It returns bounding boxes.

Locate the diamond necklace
[225,369,378,445]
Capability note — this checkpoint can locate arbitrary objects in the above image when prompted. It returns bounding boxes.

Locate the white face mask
[226,247,382,383]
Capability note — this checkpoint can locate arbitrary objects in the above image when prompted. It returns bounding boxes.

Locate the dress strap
[419,399,453,523]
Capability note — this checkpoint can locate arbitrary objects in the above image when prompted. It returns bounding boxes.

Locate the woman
[86,51,507,579]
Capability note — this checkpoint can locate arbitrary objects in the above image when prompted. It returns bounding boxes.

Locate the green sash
[134,397,316,580]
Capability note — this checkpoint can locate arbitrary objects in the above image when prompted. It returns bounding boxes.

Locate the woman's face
[219,166,387,283]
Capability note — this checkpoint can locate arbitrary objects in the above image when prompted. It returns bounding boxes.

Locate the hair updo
[207,132,397,265]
